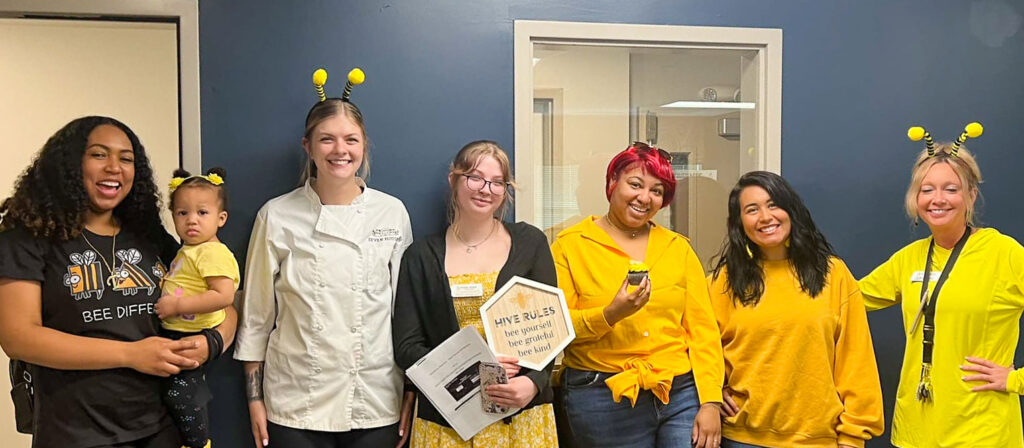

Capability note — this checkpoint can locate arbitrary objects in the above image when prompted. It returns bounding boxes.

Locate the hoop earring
[745,244,754,259]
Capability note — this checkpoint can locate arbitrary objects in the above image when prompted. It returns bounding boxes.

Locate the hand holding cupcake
[627,260,649,286]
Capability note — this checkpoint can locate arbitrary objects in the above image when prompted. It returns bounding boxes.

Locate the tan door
[0,17,180,446]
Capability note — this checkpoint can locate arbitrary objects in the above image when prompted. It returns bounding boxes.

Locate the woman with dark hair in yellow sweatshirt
[708,171,884,448]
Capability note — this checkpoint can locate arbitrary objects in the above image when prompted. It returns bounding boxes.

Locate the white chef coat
[234,180,413,431]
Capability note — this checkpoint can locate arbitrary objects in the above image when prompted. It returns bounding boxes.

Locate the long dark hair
[0,116,165,242]
[711,171,834,306]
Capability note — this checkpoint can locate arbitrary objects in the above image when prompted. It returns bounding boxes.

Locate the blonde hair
[447,140,515,226]
[904,143,983,225]
[300,99,371,184]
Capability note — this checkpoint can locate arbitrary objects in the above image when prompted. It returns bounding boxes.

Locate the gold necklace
[454,219,497,253]
[604,215,645,239]
[81,229,120,287]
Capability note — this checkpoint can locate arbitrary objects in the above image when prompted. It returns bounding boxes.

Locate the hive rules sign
[479,276,575,371]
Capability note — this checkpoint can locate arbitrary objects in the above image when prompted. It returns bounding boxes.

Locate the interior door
[0,17,180,445]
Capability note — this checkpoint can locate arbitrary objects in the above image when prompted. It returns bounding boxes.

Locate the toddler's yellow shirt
[161,241,239,332]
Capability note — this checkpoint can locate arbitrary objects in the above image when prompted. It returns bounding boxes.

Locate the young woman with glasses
[393,140,559,447]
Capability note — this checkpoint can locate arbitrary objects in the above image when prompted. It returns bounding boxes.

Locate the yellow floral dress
[411,271,559,448]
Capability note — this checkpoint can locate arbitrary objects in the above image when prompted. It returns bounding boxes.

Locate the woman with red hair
[551,143,725,448]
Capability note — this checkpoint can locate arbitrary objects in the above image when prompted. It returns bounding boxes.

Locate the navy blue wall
[198,1,1024,446]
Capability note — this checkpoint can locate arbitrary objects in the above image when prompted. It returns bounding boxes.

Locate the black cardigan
[392,221,557,428]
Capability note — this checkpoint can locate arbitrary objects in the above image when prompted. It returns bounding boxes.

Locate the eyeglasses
[462,174,509,195]
[632,142,673,163]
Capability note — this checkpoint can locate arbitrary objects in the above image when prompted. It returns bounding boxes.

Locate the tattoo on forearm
[246,364,264,402]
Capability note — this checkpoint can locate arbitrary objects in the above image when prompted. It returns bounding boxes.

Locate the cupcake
[627,261,649,286]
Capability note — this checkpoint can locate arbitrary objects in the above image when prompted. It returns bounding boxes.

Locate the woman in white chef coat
[234,68,415,448]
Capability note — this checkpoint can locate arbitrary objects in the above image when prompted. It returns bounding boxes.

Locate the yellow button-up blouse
[551,216,724,406]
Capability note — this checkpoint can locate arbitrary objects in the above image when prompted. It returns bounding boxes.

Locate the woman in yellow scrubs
[860,124,1024,447]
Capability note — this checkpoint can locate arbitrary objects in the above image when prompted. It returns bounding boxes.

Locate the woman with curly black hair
[707,171,883,448]
[0,116,236,448]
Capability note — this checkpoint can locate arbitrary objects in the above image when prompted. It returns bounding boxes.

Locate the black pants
[162,329,213,448]
[91,422,182,448]
[267,421,401,448]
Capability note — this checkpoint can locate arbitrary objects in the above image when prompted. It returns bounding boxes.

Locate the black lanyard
[920,226,971,365]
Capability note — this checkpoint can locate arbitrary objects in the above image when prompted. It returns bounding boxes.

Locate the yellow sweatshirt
[551,216,724,406]
[709,257,883,448]
[859,228,1024,448]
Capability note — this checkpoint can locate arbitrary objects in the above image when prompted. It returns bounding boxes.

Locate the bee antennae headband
[907,122,983,158]
[311,67,365,102]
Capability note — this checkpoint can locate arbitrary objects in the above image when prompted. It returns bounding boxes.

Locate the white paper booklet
[406,326,518,440]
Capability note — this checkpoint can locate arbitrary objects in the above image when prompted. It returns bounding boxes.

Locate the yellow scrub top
[860,228,1024,448]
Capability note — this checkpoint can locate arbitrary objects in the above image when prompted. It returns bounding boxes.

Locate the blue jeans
[562,367,701,448]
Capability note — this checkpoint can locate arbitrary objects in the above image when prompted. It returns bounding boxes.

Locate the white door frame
[1,0,201,172]
[513,20,782,225]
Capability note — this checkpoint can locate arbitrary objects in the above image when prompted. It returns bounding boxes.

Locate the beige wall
[656,114,741,269]
[0,18,179,445]
[630,50,750,269]
[534,45,630,237]
[531,46,751,258]
[630,49,747,110]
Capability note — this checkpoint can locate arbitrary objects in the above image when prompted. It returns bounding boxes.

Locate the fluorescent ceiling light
[660,101,755,109]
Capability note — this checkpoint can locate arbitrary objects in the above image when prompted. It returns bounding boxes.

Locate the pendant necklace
[605,215,643,238]
[455,219,497,253]
[82,229,121,287]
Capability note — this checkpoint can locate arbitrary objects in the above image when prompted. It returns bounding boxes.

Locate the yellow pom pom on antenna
[965,122,983,138]
[907,126,925,141]
[347,68,365,85]
[312,69,328,86]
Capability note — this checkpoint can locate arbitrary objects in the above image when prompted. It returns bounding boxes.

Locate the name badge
[910,271,942,283]
[451,283,484,298]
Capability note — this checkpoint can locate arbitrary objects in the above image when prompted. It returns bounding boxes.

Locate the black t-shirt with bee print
[0,225,180,448]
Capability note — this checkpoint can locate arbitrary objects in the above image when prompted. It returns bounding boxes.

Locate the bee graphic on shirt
[112,248,156,296]
[152,261,169,290]
[63,250,104,300]
[152,261,167,280]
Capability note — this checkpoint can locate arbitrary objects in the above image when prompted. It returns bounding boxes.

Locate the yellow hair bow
[169,174,224,193]
[168,177,186,192]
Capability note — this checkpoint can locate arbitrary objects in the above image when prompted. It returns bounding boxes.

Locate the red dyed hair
[605,142,676,208]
